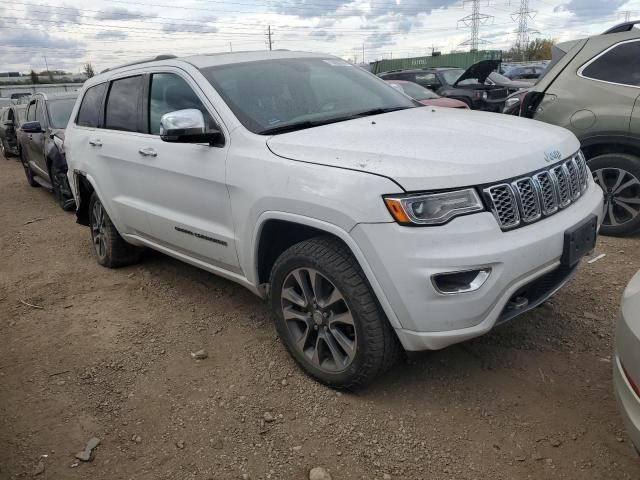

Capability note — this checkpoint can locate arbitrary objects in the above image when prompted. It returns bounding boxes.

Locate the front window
[441,69,465,85]
[47,98,77,129]
[200,57,415,134]
[397,82,439,100]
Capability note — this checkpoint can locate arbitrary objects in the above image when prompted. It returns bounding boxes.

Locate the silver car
[614,270,640,453]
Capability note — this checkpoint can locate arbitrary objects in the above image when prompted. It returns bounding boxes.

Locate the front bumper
[351,182,603,351]
[614,355,640,453]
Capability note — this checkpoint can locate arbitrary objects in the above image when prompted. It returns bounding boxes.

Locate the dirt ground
[1,157,639,480]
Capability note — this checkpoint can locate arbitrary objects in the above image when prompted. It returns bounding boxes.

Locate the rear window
[581,40,640,87]
[77,83,107,128]
[105,76,141,132]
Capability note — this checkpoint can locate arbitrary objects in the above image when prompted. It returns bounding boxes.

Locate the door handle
[138,148,157,158]
[89,139,102,147]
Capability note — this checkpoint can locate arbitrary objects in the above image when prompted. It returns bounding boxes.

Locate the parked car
[486,72,532,95]
[384,80,469,108]
[0,103,26,158]
[66,51,603,388]
[379,60,508,111]
[18,92,78,210]
[519,21,640,236]
[503,65,546,81]
[614,270,640,455]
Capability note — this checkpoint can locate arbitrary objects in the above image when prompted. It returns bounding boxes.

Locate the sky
[0,0,638,73]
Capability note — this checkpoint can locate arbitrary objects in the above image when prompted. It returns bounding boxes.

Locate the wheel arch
[72,170,96,226]
[581,135,640,161]
[251,212,402,330]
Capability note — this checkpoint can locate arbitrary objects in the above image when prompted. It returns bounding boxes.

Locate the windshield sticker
[268,118,282,125]
[323,59,353,67]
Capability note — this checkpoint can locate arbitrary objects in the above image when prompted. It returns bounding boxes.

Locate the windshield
[47,98,77,129]
[200,57,415,134]
[397,82,439,100]
[441,69,465,85]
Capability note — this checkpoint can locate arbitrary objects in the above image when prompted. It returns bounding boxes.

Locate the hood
[420,98,468,109]
[487,72,531,89]
[454,60,501,86]
[266,107,579,191]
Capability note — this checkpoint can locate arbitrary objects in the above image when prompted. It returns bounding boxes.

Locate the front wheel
[88,192,142,268]
[270,237,401,389]
[20,150,39,187]
[590,153,640,236]
[50,166,75,211]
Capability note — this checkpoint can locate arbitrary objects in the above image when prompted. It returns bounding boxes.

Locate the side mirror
[3,121,14,127]
[159,109,221,145]
[21,121,43,133]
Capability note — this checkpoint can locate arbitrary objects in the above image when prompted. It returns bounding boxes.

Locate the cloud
[95,7,156,21]
[366,32,394,48]
[272,0,354,18]
[161,19,218,33]
[0,30,86,71]
[554,0,628,18]
[309,29,337,41]
[95,30,128,40]
[367,0,458,17]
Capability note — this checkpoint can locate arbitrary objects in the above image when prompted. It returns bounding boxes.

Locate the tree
[506,38,556,62]
[29,69,38,84]
[83,63,95,78]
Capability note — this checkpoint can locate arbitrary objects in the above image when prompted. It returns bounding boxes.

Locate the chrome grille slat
[485,153,589,231]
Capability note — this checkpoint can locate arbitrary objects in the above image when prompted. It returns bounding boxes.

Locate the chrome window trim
[577,38,640,90]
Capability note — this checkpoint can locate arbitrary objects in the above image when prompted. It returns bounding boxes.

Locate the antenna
[458,0,494,51]
[511,0,538,60]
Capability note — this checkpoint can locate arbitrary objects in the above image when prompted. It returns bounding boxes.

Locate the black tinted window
[105,76,141,132]
[27,102,36,121]
[48,98,77,129]
[582,40,640,87]
[35,100,46,126]
[77,83,107,128]
[149,73,212,135]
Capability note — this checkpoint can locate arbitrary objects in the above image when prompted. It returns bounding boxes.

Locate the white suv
[65,51,604,388]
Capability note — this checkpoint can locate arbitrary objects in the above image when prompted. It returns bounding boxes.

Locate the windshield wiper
[260,106,411,136]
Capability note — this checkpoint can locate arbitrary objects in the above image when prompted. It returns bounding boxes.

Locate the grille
[487,88,508,100]
[484,153,590,231]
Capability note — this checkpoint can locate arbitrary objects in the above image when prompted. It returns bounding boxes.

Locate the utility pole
[229,42,233,52]
[266,25,273,51]
[458,0,493,52]
[43,56,50,74]
[511,0,538,61]
[362,43,365,64]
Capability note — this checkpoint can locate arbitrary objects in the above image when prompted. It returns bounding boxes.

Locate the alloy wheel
[593,167,640,227]
[91,200,108,260]
[280,268,357,373]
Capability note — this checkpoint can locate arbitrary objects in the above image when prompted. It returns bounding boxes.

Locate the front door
[28,98,48,178]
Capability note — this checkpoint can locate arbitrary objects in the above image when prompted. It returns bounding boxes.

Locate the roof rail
[100,54,177,74]
[603,20,640,34]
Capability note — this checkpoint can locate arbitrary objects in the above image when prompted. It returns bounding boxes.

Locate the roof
[99,50,332,76]
[30,91,79,101]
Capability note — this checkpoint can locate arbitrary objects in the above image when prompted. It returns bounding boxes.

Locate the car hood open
[266,107,580,191]
[454,59,501,86]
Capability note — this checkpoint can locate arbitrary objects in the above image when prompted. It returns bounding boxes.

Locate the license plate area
[561,215,597,266]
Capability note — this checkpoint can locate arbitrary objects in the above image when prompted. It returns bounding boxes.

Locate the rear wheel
[20,149,39,187]
[88,192,142,268]
[589,153,640,236]
[270,236,401,389]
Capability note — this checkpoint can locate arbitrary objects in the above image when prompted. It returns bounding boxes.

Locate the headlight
[384,189,485,225]
[505,97,521,109]
[482,91,488,101]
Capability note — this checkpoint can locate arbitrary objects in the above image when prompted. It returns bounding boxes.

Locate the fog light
[432,268,491,295]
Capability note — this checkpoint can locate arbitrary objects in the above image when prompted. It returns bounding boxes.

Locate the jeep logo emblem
[544,150,562,163]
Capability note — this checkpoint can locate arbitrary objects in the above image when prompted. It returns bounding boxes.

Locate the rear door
[23,99,37,162]
[133,70,238,271]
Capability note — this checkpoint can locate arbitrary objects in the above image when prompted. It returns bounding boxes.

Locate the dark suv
[0,103,26,158]
[19,92,78,210]
[379,60,508,111]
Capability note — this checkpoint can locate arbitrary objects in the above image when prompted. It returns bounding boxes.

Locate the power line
[458,0,494,51]
[511,0,538,57]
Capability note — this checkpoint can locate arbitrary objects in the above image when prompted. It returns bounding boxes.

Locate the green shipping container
[371,50,503,74]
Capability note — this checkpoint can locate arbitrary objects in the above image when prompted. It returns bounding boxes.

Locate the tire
[589,153,640,236]
[49,165,75,211]
[20,149,39,188]
[88,192,142,268]
[0,139,8,159]
[269,236,401,389]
